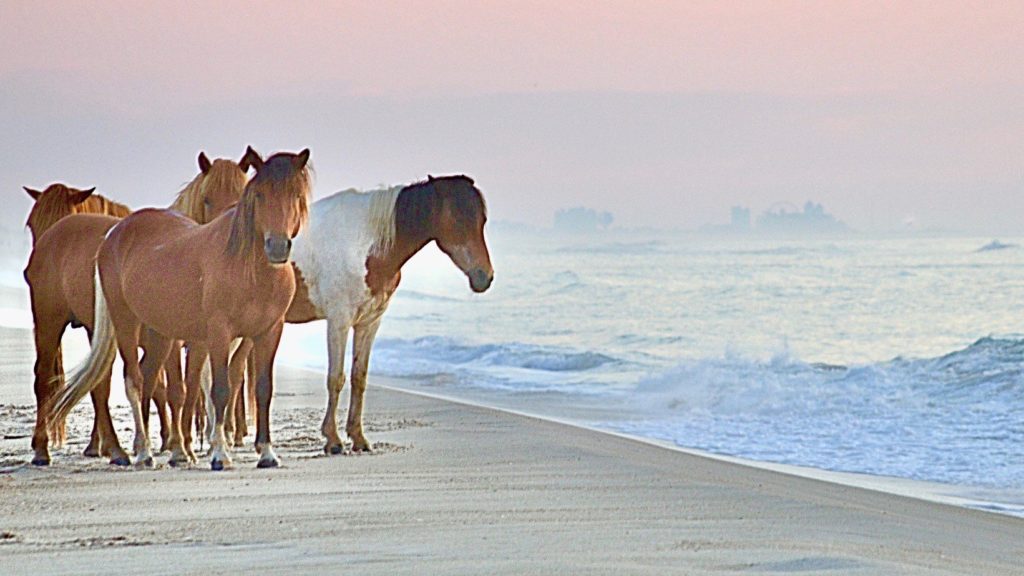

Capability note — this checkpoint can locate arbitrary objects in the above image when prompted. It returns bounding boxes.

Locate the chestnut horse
[50,147,311,470]
[24,154,247,466]
[286,175,492,454]
[23,184,129,245]
[22,184,129,464]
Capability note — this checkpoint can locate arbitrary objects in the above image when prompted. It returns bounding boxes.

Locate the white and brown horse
[286,175,493,454]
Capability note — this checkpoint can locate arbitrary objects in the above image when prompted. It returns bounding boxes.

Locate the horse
[23,184,130,245]
[22,184,130,464]
[285,174,493,454]
[49,147,311,470]
[23,154,248,466]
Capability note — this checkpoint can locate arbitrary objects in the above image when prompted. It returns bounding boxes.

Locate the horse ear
[69,187,96,205]
[293,148,310,170]
[198,152,212,175]
[24,186,42,200]
[241,146,264,172]
[427,174,435,182]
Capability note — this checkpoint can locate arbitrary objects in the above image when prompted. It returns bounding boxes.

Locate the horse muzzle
[468,268,493,293]
[264,235,293,265]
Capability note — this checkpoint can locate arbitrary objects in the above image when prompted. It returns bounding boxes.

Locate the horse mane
[26,184,131,237]
[169,172,205,222]
[169,159,245,224]
[78,195,131,219]
[226,154,312,270]
[366,185,403,255]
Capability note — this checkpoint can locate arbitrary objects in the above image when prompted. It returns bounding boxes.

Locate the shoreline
[372,375,1024,519]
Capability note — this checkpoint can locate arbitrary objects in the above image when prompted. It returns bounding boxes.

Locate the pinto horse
[50,147,311,470]
[24,154,247,466]
[286,175,492,454]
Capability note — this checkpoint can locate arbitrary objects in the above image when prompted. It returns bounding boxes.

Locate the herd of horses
[21,147,493,470]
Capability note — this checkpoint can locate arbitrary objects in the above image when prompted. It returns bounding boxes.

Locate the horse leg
[246,349,257,428]
[81,325,126,463]
[228,338,254,447]
[93,368,130,466]
[115,325,153,467]
[321,317,351,455]
[29,314,65,466]
[139,330,171,453]
[207,338,234,471]
[182,344,208,464]
[347,319,382,453]
[253,324,284,468]
[163,341,190,466]
[152,372,171,453]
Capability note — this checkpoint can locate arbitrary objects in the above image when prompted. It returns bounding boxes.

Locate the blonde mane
[169,173,206,222]
[169,159,247,224]
[366,185,402,255]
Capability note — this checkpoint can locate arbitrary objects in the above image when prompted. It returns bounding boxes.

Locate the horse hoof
[352,444,373,453]
[110,456,131,467]
[257,458,280,469]
[137,457,154,468]
[211,459,225,471]
[30,456,50,467]
[326,444,344,455]
[83,447,101,458]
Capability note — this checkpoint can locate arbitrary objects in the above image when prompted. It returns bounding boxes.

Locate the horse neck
[374,183,450,273]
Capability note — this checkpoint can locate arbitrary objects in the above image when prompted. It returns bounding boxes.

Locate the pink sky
[4,2,1021,102]
[3,1,1024,231]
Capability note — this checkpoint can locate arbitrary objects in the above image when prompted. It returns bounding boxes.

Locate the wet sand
[1,326,1023,575]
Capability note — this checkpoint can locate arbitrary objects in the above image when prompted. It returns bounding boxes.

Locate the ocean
[4,230,1024,514]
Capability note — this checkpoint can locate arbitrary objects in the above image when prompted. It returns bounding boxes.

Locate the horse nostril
[264,236,293,264]
[469,268,493,292]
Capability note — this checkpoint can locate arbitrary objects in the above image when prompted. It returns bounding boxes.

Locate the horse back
[25,213,122,329]
[99,208,208,340]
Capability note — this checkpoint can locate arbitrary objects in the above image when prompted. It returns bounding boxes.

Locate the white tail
[48,267,117,429]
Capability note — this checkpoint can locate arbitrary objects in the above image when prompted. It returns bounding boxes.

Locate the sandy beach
[1,326,1023,576]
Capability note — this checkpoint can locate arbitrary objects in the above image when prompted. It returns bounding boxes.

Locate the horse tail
[48,267,118,429]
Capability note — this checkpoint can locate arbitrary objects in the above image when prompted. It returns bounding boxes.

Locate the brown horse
[24,184,130,245]
[24,154,248,466]
[50,147,311,470]
[22,184,130,464]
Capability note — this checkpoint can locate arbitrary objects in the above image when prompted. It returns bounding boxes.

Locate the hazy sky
[3,1,1023,233]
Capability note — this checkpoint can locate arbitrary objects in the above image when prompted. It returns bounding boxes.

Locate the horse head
[192,151,249,224]
[24,183,98,244]
[233,146,312,265]
[428,175,494,293]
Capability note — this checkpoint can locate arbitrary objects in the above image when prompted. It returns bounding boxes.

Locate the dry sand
[1,326,1023,575]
